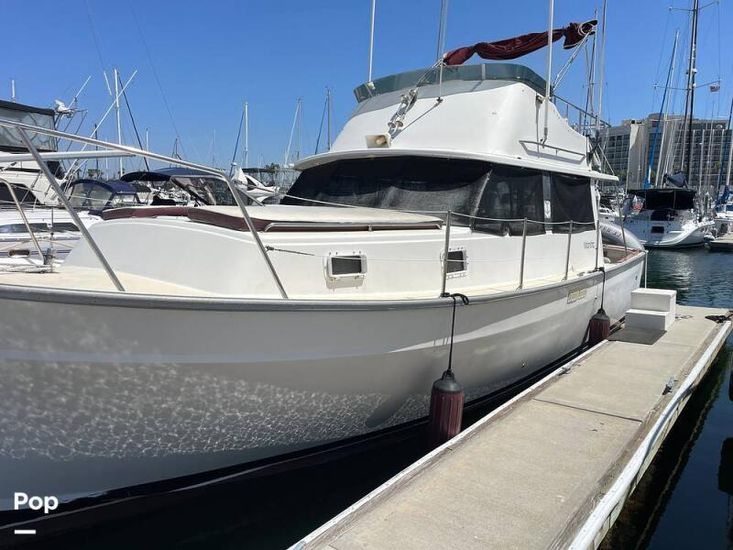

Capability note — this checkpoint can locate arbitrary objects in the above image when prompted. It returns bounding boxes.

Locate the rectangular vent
[328,255,366,278]
[651,226,665,234]
[446,250,467,273]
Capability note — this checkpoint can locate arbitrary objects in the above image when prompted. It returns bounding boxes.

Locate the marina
[1,0,732,548]
[294,302,731,550]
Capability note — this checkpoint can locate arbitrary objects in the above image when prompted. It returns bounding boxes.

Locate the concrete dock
[294,304,732,550]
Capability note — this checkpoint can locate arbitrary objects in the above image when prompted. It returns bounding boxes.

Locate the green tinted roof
[354,63,548,103]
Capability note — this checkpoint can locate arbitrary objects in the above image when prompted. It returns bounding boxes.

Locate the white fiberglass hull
[0,256,643,511]
[606,214,713,248]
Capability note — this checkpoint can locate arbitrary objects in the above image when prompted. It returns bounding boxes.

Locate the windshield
[282,157,491,220]
[283,156,592,236]
[173,176,238,206]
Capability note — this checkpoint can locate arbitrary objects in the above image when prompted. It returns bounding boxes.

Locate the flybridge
[353,63,548,102]
[0,99,56,153]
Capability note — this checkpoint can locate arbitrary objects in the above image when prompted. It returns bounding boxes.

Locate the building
[601,114,732,197]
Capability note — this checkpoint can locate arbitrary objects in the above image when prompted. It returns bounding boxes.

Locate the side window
[66,184,87,208]
[474,165,544,236]
[550,174,594,233]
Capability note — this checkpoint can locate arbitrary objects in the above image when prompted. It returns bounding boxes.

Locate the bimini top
[354,63,547,103]
[629,188,696,210]
[121,167,215,182]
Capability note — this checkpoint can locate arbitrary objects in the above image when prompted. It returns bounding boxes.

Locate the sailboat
[611,1,714,248]
[0,21,644,514]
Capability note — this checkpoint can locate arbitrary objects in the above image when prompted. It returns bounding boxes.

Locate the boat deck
[294,304,732,549]
[0,247,642,301]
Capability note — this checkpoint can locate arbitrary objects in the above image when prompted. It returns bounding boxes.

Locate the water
[23,248,733,549]
[602,248,733,550]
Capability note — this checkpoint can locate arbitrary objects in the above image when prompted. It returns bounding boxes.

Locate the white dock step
[630,288,677,315]
[625,308,675,331]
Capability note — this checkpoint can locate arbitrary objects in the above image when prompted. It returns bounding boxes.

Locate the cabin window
[283,157,490,224]
[550,174,594,233]
[473,165,545,236]
[445,249,467,274]
[328,254,367,278]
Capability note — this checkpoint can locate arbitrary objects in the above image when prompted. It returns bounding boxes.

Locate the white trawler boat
[0,58,644,512]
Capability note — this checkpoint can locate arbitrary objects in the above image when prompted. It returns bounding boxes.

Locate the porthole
[327,254,367,279]
[444,248,467,276]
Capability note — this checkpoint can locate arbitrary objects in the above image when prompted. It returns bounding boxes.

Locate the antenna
[368,0,376,81]
[10,79,16,102]
[542,0,555,142]
[436,0,449,61]
[596,0,608,135]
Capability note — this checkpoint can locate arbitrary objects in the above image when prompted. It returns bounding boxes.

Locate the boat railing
[444,211,598,293]
[264,190,604,296]
[553,95,610,137]
[0,118,289,298]
[0,178,47,262]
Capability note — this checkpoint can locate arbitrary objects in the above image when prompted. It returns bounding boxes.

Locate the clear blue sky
[4,0,730,169]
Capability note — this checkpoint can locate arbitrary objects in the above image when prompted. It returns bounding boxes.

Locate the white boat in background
[0,207,99,266]
[609,188,713,248]
[0,57,645,512]
[713,192,733,235]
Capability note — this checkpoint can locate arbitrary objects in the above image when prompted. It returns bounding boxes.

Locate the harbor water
[23,248,733,549]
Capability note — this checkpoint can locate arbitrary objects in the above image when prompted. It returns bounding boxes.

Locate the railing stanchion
[563,220,573,280]
[440,211,452,297]
[517,218,528,289]
[0,178,45,262]
[620,216,628,256]
[221,173,289,299]
[17,128,126,292]
[0,118,290,298]
[595,219,601,271]
[643,251,648,288]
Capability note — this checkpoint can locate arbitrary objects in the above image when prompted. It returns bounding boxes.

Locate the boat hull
[0,256,643,511]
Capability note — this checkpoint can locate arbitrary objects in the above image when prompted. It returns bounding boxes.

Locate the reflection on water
[602,247,733,550]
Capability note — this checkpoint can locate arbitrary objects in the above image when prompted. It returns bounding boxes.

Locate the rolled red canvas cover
[443,20,597,66]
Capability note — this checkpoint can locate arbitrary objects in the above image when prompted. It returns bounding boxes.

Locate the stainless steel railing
[0,118,289,298]
[0,178,46,262]
[442,211,598,296]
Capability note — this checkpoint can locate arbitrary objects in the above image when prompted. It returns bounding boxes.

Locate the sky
[4,0,731,170]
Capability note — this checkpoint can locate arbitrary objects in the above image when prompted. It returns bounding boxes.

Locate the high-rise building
[601,114,732,196]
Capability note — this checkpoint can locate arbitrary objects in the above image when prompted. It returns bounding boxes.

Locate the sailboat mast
[114,68,123,176]
[244,101,249,168]
[646,31,679,189]
[327,87,332,150]
[724,97,733,193]
[684,0,700,183]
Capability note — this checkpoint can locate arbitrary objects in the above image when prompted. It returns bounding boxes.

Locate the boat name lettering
[567,288,587,304]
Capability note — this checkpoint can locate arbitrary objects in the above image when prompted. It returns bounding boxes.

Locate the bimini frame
[0,118,289,298]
